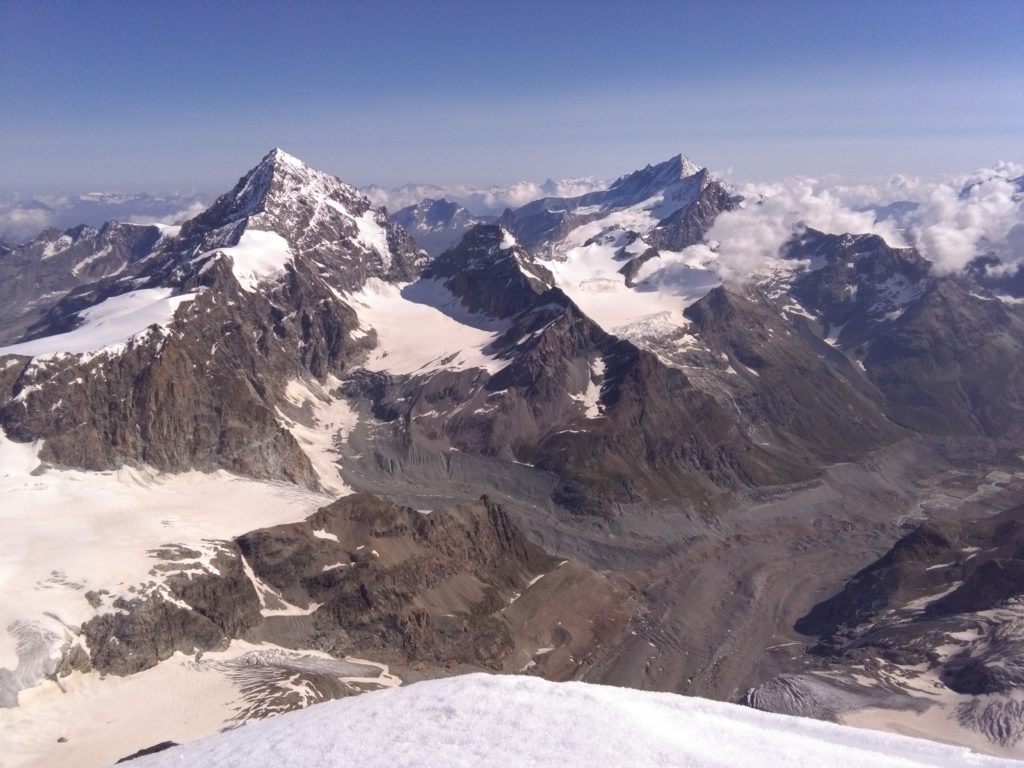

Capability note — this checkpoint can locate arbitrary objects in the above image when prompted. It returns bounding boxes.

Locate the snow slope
[0,288,196,358]
[346,279,506,374]
[214,229,292,292]
[132,673,1013,768]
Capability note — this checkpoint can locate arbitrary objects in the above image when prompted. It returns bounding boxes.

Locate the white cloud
[693,178,906,282]
[657,165,1023,281]
[362,178,606,216]
[0,205,55,243]
[908,172,1023,273]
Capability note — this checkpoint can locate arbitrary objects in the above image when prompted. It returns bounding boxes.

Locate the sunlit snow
[347,279,506,374]
[216,229,293,292]
[542,239,718,333]
[129,673,1013,768]
[0,288,196,358]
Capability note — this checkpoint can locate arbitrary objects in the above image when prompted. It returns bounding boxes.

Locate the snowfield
[3,641,399,768]
[346,278,507,374]
[215,229,293,292]
[130,673,1014,768]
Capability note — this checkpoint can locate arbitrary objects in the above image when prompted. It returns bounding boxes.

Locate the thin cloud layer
[0,193,209,244]
[127,201,208,227]
[0,206,54,243]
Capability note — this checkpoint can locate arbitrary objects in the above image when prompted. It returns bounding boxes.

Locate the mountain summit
[501,152,737,255]
[174,148,425,289]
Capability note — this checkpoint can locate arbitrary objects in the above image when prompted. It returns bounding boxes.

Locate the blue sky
[1,0,1021,193]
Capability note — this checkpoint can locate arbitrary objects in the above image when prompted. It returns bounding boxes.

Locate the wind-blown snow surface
[132,674,1012,768]
[0,288,196,357]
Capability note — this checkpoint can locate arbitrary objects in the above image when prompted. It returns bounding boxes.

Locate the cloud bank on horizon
[683,162,1024,282]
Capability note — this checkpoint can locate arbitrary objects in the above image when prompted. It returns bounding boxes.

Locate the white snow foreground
[131,673,1011,768]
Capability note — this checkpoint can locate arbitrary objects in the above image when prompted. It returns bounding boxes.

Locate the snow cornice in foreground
[131,673,1014,768]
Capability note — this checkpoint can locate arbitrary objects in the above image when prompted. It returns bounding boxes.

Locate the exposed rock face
[115,741,179,763]
[863,280,1024,438]
[483,290,793,508]
[238,493,637,674]
[77,492,637,682]
[393,198,491,257]
[778,228,1024,440]
[682,286,903,464]
[249,494,552,664]
[796,505,1024,642]
[784,230,932,346]
[0,265,344,484]
[0,222,165,344]
[422,224,553,318]
[646,170,740,251]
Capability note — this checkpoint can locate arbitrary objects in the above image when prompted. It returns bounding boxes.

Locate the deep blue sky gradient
[1,0,1021,192]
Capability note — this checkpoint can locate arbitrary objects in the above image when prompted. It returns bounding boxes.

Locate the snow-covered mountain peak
[421,223,555,318]
[264,146,306,169]
[223,147,366,222]
[127,673,1016,768]
[428,224,531,274]
[609,153,706,194]
[165,150,425,293]
[391,197,490,257]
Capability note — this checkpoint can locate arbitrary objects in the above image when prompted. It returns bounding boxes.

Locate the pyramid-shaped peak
[604,153,710,203]
[665,153,704,178]
[213,149,365,219]
[252,147,329,184]
[177,148,372,241]
[618,153,704,185]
